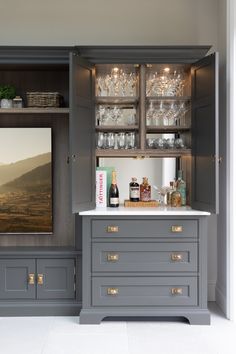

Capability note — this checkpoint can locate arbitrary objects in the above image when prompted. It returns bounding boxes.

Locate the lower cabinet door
[92,277,198,307]
[36,259,75,300]
[0,259,36,299]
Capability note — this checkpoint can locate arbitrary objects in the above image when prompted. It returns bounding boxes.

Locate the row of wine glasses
[146,100,189,126]
[96,68,137,97]
[146,69,186,97]
[96,105,136,126]
[146,137,185,149]
[97,132,136,150]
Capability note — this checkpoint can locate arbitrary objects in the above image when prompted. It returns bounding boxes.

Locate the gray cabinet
[0,258,75,300]
[80,216,210,325]
[0,259,36,299]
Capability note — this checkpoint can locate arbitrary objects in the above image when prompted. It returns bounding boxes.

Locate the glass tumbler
[117,132,126,149]
[107,132,115,149]
[97,132,104,149]
[126,132,135,149]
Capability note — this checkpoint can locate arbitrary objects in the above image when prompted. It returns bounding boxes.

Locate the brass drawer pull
[171,287,183,295]
[107,287,119,295]
[107,253,119,262]
[28,273,35,285]
[107,226,119,233]
[171,225,183,233]
[171,253,183,262]
[37,274,44,285]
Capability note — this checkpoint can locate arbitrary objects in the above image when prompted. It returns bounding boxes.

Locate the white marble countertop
[79,206,210,216]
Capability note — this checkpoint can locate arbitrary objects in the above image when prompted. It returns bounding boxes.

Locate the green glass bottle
[177,170,186,206]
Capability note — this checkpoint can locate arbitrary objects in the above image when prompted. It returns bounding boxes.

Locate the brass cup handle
[28,273,35,285]
[107,287,119,295]
[107,253,119,262]
[171,287,183,295]
[171,226,183,233]
[37,274,44,285]
[107,226,119,233]
[171,253,183,262]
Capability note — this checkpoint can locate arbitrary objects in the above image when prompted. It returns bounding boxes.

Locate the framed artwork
[0,128,52,233]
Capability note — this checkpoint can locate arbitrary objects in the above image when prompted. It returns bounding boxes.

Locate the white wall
[0,0,220,302]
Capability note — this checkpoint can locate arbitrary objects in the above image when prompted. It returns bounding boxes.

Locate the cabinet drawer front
[92,277,198,307]
[92,243,198,272]
[0,259,36,299]
[91,219,198,239]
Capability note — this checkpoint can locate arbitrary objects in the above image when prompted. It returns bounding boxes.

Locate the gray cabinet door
[0,259,36,299]
[191,52,219,213]
[70,53,95,213]
[36,259,75,299]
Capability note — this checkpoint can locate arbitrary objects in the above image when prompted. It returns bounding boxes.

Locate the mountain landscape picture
[0,128,52,233]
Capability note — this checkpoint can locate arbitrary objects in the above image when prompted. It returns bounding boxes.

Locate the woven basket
[26,92,61,107]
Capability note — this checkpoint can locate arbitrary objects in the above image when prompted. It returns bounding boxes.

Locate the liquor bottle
[176,170,186,206]
[167,181,174,205]
[140,177,151,202]
[109,171,119,207]
[171,181,182,207]
[129,177,140,202]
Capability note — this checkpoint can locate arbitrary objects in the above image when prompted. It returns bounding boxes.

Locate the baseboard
[208,281,216,301]
[0,302,82,316]
[215,283,227,315]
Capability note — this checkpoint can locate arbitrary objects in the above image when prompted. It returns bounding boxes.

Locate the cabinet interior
[95,62,193,205]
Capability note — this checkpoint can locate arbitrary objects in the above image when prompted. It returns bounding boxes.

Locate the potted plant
[0,85,16,108]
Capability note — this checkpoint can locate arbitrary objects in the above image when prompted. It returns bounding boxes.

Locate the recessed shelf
[146,125,191,133]
[146,96,191,102]
[95,97,138,105]
[0,108,69,114]
[96,125,139,132]
[96,148,191,158]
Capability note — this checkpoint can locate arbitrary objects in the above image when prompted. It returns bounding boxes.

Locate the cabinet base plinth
[79,308,210,325]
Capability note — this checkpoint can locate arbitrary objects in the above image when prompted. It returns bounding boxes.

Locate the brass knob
[37,274,44,285]
[28,273,35,285]
[107,226,119,233]
[107,253,119,262]
[107,287,119,295]
[171,253,183,262]
[171,287,183,295]
[171,225,183,233]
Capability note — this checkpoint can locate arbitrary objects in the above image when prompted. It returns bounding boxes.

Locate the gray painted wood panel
[36,258,75,299]
[70,53,96,213]
[191,53,219,213]
[91,219,198,239]
[92,276,198,307]
[92,242,198,273]
[0,259,35,299]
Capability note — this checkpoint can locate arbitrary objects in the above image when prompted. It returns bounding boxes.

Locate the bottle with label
[109,171,119,207]
[171,181,182,207]
[167,181,174,205]
[140,177,151,202]
[129,177,139,202]
[176,170,186,206]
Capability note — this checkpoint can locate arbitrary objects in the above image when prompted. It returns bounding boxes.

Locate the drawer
[92,276,198,307]
[92,242,198,272]
[91,219,198,239]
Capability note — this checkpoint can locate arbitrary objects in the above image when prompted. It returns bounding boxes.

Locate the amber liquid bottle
[109,171,119,207]
[140,177,151,202]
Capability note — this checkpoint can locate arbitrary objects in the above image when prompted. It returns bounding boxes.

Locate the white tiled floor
[0,303,234,354]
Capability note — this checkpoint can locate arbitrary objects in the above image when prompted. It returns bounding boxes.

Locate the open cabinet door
[70,53,95,213]
[191,53,219,213]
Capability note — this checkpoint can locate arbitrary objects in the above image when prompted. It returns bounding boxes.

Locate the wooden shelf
[0,108,69,114]
[146,96,191,102]
[95,97,138,105]
[96,125,138,132]
[146,125,191,133]
[96,148,191,158]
